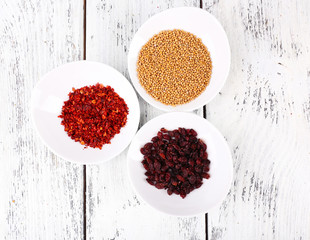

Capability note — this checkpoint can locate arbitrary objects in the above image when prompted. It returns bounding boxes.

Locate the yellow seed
[137,29,212,106]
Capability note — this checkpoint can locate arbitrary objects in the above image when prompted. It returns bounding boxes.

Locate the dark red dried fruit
[157,131,163,139]
[189,175,196,185]
[155,183,165,189]
[175,164,181,170]
[165,173,171,181]
[189,159,195,166]
[171,180,178,186]
[167,188,173,195]
[176,175,185,182]
[182,169,189,178]
[166,161,174,167]
[161,165,169,172]
[159,152,166,160]
[196,158,202,165]
[140,148,146,155]
[196,182,203,189]
[146,178,154,185]
[154,161,161,171]
[141,127,210,199]
[189,129,198,136]
[159,173,166,182]
[202,173,210,179]
[203,165,210,173]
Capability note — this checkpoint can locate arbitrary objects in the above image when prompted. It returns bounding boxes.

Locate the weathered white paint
[2,0,310,239]
[86,0,206,239]
[203,0,310,239]
[0,0,84,239]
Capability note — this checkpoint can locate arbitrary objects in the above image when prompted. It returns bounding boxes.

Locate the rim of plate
[127,112,233,216]
[128,7,231,112]
[31,60,140,164]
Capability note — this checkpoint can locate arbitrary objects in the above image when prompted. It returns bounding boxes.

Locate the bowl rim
[127,6,231,112]
[30,60,140,165]
[126,112,233,216]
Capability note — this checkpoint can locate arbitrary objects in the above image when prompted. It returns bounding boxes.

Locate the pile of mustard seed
[137,29,212,106]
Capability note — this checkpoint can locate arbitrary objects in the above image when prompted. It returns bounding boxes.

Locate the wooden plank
[85,1,207,239]
[202,0,310,239]
[0,0,84,239]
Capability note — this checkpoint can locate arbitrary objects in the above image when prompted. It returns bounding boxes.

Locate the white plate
[128,7,231,112]
[127,112,233,216]
[31,61,140,164]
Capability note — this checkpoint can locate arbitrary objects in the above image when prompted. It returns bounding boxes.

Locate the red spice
[58,83,129,149]
[141,127,210,199]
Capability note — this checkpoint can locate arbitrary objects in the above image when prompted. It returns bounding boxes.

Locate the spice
[58,83,129,149]
[141,127,210,199]
[137,29,212,106]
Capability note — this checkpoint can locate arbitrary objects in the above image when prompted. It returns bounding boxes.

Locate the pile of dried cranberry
[141,127,210,198]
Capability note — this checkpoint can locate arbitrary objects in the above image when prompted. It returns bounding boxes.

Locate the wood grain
[202,0,310,239]
[85,0,207,239]
[2,0,310,239]
[0,0,84,239]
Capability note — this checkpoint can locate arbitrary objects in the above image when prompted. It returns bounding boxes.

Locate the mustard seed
[137,29,212,106]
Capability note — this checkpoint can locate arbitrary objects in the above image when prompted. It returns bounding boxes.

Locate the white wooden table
[1,0,310,239]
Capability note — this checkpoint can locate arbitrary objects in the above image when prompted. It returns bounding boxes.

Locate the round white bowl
[127,112,233,216]
[31,61,140,164]
[128,7,231,112]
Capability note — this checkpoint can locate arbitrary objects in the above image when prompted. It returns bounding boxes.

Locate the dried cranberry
[189,129,197,136]
[175,164,181,170]
[173,189,180,195]
[159,152,166,160]
[165,173,171,181]
[151,136,159,142]
[161,165,169,172]
[195,165,202,173]
[155,183,165,189]
[146,178,154,185]
[182,169,189,178]
[189,159,195,166]
[196,182,203,189]
[191,143,197,150]
[154,161,161,171]
[140,148,146,155]
[199,139,207,151]
[145,157,153,164]
[171,180,178,186]
[166,161,174,167]
[167,188,173,195]
[163,134,171,141]
[189,175,196,184]
[159,173,166,182]
[141,127,210,199]
[143,163,148,170]
[180,193,186,199]
[157,131,163,139]
[160,127,168,133]
[202,152,208,160]
[176,175,185,182]
[144,142,153,150]
[203,165,210,172]
[202,173,210,179]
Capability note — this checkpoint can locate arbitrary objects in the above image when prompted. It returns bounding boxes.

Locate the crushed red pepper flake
[58,83,129,149]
